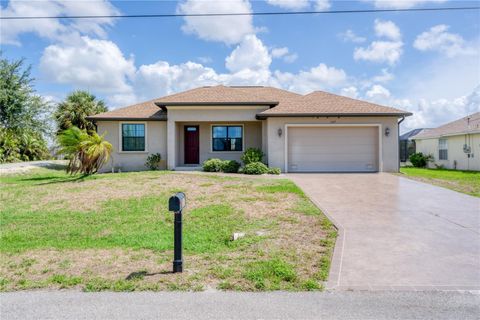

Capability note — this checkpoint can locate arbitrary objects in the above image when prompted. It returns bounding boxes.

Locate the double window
[122,123,145,151]
[212,125,243,152]
[439,138,448,160]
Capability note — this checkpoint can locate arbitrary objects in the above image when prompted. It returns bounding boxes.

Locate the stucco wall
[415,133,480,171]
[166,106,268,169]
[176,121,262,166]
[266,116,400,172]
[96,120,167,172]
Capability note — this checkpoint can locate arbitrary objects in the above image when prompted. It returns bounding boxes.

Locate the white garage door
[287,126,379,172]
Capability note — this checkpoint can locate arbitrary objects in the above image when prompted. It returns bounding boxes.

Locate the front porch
[167,121,265,170]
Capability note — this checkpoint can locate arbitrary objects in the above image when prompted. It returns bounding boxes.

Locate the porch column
[167,120,176,170]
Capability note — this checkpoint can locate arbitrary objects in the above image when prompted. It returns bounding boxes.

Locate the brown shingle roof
[414,112,480,139]
[88,85,411,121]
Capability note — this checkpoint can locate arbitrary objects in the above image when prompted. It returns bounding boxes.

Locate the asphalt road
[1,291,479,320]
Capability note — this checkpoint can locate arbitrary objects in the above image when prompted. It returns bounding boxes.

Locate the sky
[1,0,479,133]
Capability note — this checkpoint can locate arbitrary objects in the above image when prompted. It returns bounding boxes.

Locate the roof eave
[256,112,413,120]
[155,101,279,109]
[86,116,167,121]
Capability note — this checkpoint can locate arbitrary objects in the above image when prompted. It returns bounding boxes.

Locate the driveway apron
[288,173,480,291]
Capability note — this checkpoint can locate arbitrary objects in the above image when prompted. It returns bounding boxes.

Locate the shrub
[409,152,433,168]
[203,158,224,172]
[268,167,281,175]
[222,160,241,173]
[145,153,162,170]
[243,162,269,175]
[241,148,264,165]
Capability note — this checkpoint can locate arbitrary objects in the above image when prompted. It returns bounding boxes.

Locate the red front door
[184,125,200,164]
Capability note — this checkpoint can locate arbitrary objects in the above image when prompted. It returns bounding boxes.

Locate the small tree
[55,91,107,133]
[58,126,112,175]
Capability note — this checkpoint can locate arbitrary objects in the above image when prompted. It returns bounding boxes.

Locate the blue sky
[1,0,479,132]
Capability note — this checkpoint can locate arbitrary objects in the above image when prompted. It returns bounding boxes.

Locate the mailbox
[169,192,186,212]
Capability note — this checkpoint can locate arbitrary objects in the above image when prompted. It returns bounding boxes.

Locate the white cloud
[177,0,254,44]
[314,0,331,10]
[265,0,310,10]
[271,47,298,63]
[354,41,403,65]
[413,24,476,57]
[374,19,401,41]
[341,86,359,98]
[274,63,347,93]
[40,36,135,95]
[354,20,403,65]
[0,0,119,45]
[366,0,446,9]
[339,30,366,43]
[365,84,391,102]
[372,68,394,83]
[226,35,271,72]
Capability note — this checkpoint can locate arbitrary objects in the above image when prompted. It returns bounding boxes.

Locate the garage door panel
[287,126,379,172]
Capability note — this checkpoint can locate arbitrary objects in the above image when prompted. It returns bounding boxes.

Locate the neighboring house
[87,85,411,173]
[399,128,430,162]
[414,112,480,171]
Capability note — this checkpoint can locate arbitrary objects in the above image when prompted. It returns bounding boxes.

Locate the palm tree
[55,91,108,133]
[58,126,112,175]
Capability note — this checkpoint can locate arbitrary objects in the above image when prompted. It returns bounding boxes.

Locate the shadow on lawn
[126,270,173,280]
[20,174,91,185]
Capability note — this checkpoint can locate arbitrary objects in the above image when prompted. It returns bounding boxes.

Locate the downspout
[397,116,405,172]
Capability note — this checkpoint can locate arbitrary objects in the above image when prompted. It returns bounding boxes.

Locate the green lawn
[0,168,336,292]
[400,167,480,197]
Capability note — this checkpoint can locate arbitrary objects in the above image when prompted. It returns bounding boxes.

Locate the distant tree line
[0,54,110,167]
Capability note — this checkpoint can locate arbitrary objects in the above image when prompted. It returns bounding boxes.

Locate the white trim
[284,123,383,173]
[118,121,148,153]
[209,124,245,153]
[167,106,268,110]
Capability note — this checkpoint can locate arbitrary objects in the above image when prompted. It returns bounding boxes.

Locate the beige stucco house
[87,85,411,173]
[413,112,480,171]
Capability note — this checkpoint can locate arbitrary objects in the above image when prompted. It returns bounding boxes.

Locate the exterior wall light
[385,127,390,137]
[278,128,283,137]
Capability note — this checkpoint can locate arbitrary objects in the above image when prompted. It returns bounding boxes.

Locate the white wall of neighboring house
[415,133,480,171]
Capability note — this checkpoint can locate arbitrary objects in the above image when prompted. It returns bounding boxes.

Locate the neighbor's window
[212,125,243,152]
[122,123,145,151]
[439,138,448,160]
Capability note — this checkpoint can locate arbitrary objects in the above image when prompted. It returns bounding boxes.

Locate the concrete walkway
[1,291,479,320]
[288,173,480,291]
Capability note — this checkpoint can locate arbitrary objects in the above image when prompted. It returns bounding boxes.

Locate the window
[212,125,243,152]
[439,138,448,160]
[122,124,145,151]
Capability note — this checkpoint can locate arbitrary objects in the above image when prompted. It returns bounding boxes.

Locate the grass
[400,167,480,197]
[0,168,336,292]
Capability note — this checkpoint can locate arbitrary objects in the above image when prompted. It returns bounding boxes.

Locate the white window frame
[118,121,148,153]
[283,123,383,173]
[438,138,448,160]
[210,124,245,153]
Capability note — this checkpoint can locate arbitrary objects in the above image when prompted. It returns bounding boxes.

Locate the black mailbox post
[168,192,186,273]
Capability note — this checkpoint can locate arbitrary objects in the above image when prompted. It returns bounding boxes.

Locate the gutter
[397,116,405,172]
[256,112,413,120]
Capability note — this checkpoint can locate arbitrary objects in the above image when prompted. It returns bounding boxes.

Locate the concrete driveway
[288,173,480,291]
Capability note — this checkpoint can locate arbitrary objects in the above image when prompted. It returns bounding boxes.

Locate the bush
[243,162,269,175]
[268,167,281,175]
[222,160,241,173]
[145,153,162,170]
[203,158,224,172]
[241,148,264,165]
[409,152,433,168]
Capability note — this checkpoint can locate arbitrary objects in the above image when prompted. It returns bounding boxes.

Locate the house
[413,112,480,171]
[399,128,430,162]
[87,85,412,173]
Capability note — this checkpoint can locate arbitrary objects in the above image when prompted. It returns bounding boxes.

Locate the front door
[184,125,200,164]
